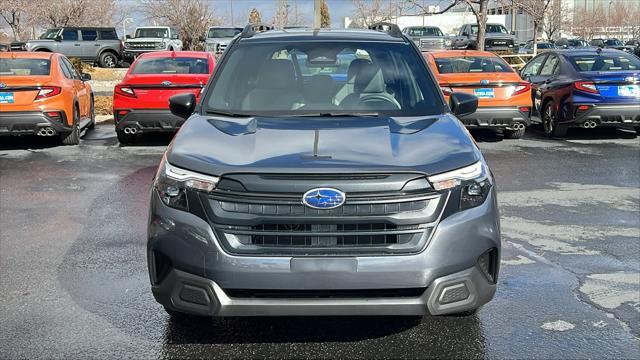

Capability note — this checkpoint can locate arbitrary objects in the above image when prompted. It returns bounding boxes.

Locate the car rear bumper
[570,104,640,126]
[459,107,531,128]
[0,111,70,136]
[115,109,185,132]
[148,188,501,317]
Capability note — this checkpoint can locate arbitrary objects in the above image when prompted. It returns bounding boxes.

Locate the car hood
[167,114,481,177]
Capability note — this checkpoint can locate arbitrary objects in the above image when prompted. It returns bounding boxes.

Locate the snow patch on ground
[541,320,575,331]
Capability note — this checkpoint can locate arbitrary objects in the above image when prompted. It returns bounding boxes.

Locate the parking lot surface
[1,125,639,359]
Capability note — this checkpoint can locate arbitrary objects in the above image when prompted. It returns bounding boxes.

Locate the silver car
[402,26,447,51]
[202,27,242,54]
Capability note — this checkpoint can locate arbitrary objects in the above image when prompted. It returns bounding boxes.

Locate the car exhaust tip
[124,126,138,135]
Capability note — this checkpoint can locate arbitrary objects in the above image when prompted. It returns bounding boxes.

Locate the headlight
[154,157,219,211]
[428,161,492,211]
[124,42,130,49]
[23,43,29,50]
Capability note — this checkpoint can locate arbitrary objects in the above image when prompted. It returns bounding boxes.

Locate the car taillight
[512,82,531,96]
[116,85,136,97]
[575,81,599,94]
[35,87,61,100]
[439,84,453,96]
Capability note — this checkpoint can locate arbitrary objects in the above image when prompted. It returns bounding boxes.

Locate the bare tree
[502,0,553,54]
[38,0,118,28]
[141,0,219,50]
[350,0,401,28]
[248,8,262,24]
[542,0,567,41]
[274,0,288,28]
[408,0,489,51]
[0,0,37,41]
[320,0,331,28]
[571,3,605,40]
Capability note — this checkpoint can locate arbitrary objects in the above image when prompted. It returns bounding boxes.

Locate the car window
[407,27,443,37]
[40,29,60,39]
[135,28,168,38]
[59,59,72,78]
[60,57,80,80]
[81,30,98,41]
[62,29,78,41]
[434,56,513,73]
[208,28,241,38]
[99,30,118,40]
[131,57,209,74]
[567,53,640,71]
[539,55,559,76]
[0,58,51,76]
[521,55,547,77]
[206,41,443,116]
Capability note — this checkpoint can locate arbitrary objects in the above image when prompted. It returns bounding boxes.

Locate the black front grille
[225,287,427,299]
[200,173,445,256]
[248,223,414,247]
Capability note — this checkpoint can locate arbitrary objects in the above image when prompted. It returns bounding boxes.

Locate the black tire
[99,51,117,68]
[503,127,526,139]
[116,130,135,145]
[61,106,80,145]
[88,97,95,129]
[634,126,640,134]
[542,100,568,138]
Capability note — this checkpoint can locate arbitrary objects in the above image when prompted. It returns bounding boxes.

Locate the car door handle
[94,44,100,46]
[74,44,81,46]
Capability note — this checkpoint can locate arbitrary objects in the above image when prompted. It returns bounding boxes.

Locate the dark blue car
[520,48,640,137]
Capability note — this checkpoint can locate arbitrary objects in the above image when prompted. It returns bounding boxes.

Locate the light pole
[123,18,133,39]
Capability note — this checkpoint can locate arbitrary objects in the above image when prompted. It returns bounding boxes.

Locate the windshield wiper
[206,110,253,117]
[291,112,380,117]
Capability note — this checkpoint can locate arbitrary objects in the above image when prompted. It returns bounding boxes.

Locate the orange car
[0,52,94,145]
[424,50,532,139]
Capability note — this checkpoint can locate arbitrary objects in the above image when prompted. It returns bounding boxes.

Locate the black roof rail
[239,23,274,39]
[368,22,403,38]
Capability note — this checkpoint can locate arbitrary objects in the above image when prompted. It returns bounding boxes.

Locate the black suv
[13,27,123,68]
[149,24,500,319]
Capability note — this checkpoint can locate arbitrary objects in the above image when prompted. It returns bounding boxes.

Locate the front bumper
[148,188,501,316]
[459,107,530,128]
[115,109,185,133]
[570,103,640,126]
[0,111,70,136]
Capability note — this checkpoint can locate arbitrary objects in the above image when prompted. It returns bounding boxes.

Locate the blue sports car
[520,48,640,137]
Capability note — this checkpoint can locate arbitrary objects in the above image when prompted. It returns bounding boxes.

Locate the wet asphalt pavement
[0,124,638,359]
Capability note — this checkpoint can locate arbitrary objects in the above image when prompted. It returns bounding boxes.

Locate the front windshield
[604,39,622,46]
[39,29,60,39]
[471,24,508,34]
[568,53,640,71]
[408,27,443,37]
[208,28,241,38]
[205,42,442,116]
[135,28,168,38]
[434,56,513,73]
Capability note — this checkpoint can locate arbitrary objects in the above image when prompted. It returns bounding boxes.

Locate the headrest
[256,59,296,89]
[347,58,372,83]
[354,63,385,93]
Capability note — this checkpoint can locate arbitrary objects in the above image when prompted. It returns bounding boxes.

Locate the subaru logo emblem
[302,188,346,209]
[480,80,490,85]
[0,82,6,89]
[161,80,172,86]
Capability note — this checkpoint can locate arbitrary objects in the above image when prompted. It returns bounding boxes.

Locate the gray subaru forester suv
[148,24,500,319]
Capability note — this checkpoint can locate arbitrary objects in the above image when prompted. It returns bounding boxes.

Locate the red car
[113,51,215,144]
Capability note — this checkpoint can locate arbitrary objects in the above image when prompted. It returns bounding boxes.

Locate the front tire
[503,127,525,139]
[61,106,80,145]
[542,100,567,138]
[99,52,117,68]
